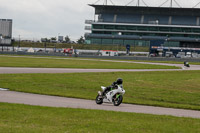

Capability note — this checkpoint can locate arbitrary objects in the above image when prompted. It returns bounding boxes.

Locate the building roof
[89,5,200,16]
[0,19,12,22]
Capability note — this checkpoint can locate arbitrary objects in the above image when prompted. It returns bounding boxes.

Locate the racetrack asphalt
[0,90,200,119]
[0,64,199,73]
[0,67,184,74]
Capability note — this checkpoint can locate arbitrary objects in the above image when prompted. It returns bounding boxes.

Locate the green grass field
[0,103,199,133]
[1,71,200,110]
[2,54,200,66]
[0,56,180,69]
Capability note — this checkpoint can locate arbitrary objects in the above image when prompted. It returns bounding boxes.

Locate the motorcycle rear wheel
[96,95,103,104]
[113,95,123,106]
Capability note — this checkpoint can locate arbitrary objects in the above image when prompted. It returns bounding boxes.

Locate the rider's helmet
[116,78,123,85]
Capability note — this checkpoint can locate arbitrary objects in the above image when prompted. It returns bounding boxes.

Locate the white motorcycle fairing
[101,85,125,103]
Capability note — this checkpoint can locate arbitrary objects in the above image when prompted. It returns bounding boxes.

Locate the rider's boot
[101,88,108,96]
[102,86,111,96]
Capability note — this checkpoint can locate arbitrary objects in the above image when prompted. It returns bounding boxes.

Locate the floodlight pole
[18,35,20,48]
[104,0,107,5]
[170,0,172,8]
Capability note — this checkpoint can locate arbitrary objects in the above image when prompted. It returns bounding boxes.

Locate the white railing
[85,26,91,30]
[85,20,94,24]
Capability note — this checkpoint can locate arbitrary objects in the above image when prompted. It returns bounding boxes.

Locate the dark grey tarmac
[0,91,200,119]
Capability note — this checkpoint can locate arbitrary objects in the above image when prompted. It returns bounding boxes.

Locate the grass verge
[0,103,200,133]
[130,60,200,65]
[0,56,180,69]
[1,71,200,110]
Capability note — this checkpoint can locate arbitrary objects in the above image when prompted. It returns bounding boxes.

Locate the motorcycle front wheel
[96,95,103,104]
[113,95,123,106]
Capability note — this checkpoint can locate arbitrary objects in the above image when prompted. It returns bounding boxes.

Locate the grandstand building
[0,19,12,46]
[85,4,200,56]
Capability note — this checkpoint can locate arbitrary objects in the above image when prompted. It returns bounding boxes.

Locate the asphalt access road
[0,67,185,74]
[0,91,200,119]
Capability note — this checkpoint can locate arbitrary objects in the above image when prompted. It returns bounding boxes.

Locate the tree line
[41,36,85,44]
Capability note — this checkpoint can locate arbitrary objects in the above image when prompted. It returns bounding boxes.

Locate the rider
[102,78,123,96]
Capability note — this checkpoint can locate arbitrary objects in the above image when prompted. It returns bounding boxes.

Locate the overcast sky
[0,0,200,41]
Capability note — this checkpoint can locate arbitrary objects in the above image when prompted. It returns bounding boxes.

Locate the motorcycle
[95,85,125,106]
[184,61,190,67]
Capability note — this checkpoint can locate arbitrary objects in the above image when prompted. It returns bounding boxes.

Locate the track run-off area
[0,55,200,118]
